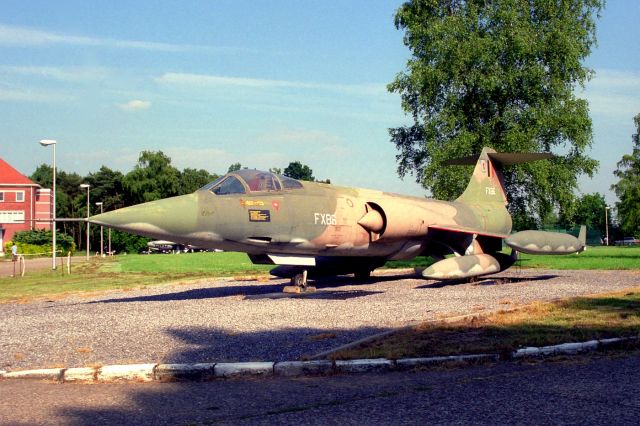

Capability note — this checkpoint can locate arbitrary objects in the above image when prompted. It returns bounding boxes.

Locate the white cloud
[584,93,640,118]
[588,69,640,89]
[162,147,228,170]
[156,72,387,96]
[0,23,211,52]
[64,148,139,171]
[166,147,291,173]
[0,65,110,82]
[119,99,152,111]
[255,128,351,156]
[583,69,640,119]
[0,87,72,103]
[256,129,344,145]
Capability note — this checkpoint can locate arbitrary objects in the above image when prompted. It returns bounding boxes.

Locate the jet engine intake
[358,209,385,234]
[358,202,429,240]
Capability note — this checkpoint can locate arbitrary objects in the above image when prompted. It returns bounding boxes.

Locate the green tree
[560,192,607,234]
[284,161,315,181]
[85,166,126,211]
[56,170,84,247]
[30,165,82,221]
[30,164,53,188]
[227,162,242,173]
[123,151,180,203]
[109,230,150,254]
[388,0,602,224]
[611,113,640,237]
[179,168,218,194]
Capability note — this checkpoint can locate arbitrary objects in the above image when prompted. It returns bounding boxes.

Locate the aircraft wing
[428,224,509,239]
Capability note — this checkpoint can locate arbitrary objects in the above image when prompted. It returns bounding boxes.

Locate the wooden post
[19,255,26,277]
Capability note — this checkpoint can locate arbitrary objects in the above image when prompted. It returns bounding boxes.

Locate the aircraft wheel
[290,270,308,288]
[291,274,306,287]
[354,270,371,280]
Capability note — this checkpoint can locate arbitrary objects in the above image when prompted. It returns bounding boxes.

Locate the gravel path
[1,269,638,370]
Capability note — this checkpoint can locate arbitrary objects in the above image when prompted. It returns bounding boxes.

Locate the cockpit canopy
[201,169,303,195]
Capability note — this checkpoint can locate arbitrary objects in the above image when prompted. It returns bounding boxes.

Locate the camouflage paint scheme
[91,147,585,281]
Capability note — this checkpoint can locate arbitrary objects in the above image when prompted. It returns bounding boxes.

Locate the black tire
[292,274,306,287]
[353,270,371,280]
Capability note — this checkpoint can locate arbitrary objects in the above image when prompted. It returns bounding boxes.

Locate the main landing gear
[353,269,372,281]
[283,270,316,294]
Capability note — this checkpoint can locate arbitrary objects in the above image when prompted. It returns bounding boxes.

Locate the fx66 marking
[314,213,337,225]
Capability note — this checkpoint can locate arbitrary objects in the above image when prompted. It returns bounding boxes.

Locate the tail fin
[578,225,587,247]
[445,147,553,205]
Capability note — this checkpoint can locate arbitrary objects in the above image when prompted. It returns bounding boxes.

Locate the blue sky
[1,1,638,205]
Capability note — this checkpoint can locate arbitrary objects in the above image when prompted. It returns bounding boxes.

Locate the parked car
[614,237,640,246]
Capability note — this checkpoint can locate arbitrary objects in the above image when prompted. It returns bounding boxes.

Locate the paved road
[1,352,639,425]
[2,269,639,370]
[0,255,89,276]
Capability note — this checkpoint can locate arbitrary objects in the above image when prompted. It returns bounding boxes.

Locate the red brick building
[0,158,52,254]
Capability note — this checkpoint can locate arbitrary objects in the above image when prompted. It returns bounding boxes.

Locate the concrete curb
[214,362,274,378]
[2,368,65,382]
[512,336,639,359]
[155,363,216,382]
[1,336,637,383]
[0,355,493,383]
[98,363,156,382]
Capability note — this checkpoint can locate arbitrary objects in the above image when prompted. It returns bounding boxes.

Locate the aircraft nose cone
[90,193,199,240]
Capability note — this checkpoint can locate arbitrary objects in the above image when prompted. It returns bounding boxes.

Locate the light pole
[95,202,103,257]
[39,139,57,270]
[80,183,90,259]
[605,205,610,246]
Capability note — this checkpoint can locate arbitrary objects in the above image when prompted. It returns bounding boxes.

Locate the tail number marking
[314,213,337,225]
[485,187,496,195]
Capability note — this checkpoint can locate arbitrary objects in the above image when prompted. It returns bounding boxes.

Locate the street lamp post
[39,139,57,270]
[80,183,90,259]
[605,205,610,246]
[95,202,103,257]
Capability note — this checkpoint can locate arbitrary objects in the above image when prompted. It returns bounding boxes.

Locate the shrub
[7,229,76,256]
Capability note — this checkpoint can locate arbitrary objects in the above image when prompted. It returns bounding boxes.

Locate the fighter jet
[90,147,585,290]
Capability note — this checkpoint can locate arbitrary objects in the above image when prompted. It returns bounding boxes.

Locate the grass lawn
[515,245,640,269]
[114,251,272,275]
[0,252,271,302]
[330,287,640,360]
[385,245,640,270]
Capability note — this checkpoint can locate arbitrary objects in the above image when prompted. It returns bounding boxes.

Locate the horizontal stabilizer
[505,229,586,255]
[444,152,553,166]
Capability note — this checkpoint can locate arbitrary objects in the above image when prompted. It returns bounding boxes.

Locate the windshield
[210,176,246,195]
[199,175,225,191]
[201,169,304,195]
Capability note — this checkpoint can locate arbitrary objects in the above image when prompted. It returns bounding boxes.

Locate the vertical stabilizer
[446,147,508,205]
[444,147,554,205]
[578,225,587,247]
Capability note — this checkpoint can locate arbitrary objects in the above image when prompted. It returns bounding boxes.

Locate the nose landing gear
[283,270,316,293]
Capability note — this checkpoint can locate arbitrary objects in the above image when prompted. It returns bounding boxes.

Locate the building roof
[0,158,39,186]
